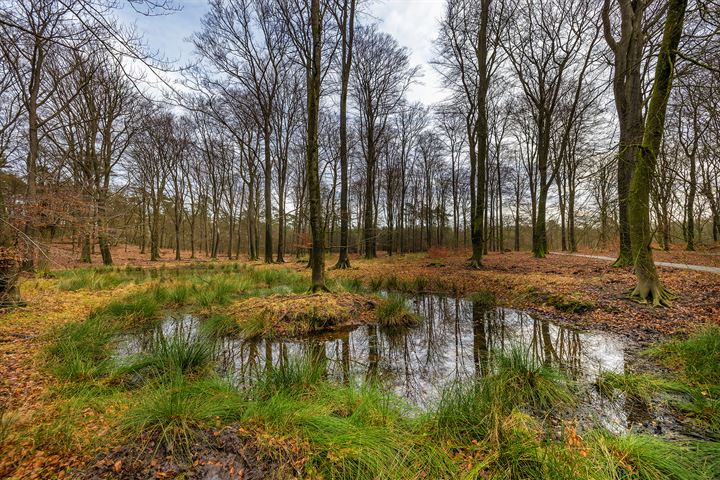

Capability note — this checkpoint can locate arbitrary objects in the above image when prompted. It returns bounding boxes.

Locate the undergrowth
[26,266,720,478]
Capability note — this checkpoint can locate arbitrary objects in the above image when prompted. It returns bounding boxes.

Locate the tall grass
[56,270,133,291]
[591,432,701,480]
[46,315,118,381]
[431,349,575,443]
[242,359,457,479]
[654,326,720,385]
[104,292,161,325]
[596,371,689,401]
[123,377,243,456]
[121,332,216,380]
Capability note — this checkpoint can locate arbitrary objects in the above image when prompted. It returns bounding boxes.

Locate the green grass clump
[644,327,720,437]
[376,294,420,328]
[412,276,428,292]
[493,350,576,411]
[469,290,496,308]
[56,269,135,291]
[192,278,241,307]
[242,359,457,479]
[200,314,240,337]
[237,314,269,339]
[130,332,216,379]
[674,393,720,437]
[104,292,160,325]
[46,316,117,381]
[165,283,190,306]
[333,277,364,293]
[368,277,384,291]
[123,377,243,456]
[694,441,720,479]
[246,267,302,289]
[653,327,720,385]
[591,433,700,480]
[596,371,689,401]
[486,411,547,480]
[251,359,326,398]
[431,349,575,443]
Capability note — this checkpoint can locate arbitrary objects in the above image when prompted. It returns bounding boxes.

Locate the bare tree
[604,0,688,304]
[195,0,289,263]
[351,25,417,259]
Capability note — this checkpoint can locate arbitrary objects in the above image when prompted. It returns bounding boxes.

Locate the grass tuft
[469,290,496,308]
[591,432,700,480]
[148,333,215,377]
[376,294,420,328]
[123,377,243,457]
[431,349,575,444]
[596,371,689,401]
[653,326,720,385]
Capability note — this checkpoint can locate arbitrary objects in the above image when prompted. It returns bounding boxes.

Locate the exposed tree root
[334,258,351,269]
[629,280,674,307]
[611,252,633,268]
[467,259,483,269]
[309,284,331,293]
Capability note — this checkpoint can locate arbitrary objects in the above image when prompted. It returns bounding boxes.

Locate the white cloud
[120,0,446,105]
[369,0,446,105]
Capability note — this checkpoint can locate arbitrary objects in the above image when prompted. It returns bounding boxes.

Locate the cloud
[369,0,446,104]
[120,0,445,105]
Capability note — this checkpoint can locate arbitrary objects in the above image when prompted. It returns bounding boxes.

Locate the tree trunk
[306,0,327,291]
[627,0,686,306]
[336,0,355,269]
[263,123,274,264]
[469,0,491,268]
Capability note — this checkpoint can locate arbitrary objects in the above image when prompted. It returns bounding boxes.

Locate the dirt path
[551,252,720,274]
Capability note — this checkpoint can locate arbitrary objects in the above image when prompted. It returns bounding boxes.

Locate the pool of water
[115,293,671,434]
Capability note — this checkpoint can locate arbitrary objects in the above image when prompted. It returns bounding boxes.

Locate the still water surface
[116,294,652,432]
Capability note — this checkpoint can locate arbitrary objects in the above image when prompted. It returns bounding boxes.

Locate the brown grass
[227,292,379,337]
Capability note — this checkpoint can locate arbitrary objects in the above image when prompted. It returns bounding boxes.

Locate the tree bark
[627,0,687,306]
[306,0,327,291]
[335,0,356,269]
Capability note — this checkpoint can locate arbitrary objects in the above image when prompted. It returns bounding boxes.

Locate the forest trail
[551,252,720,274]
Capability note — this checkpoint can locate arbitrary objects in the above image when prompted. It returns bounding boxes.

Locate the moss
[524,287,595,313]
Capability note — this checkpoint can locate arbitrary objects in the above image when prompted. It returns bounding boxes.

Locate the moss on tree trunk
[627,0,687,306]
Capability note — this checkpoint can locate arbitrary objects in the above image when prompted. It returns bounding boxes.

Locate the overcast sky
[119,0,447,104]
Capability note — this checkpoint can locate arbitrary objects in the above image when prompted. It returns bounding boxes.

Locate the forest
[0,0,719,478]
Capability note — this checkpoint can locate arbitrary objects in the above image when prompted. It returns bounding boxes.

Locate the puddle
[115,293,674,435]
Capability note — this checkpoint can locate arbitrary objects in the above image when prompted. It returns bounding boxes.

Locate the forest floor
[314,248,720,340]
[1,246,719,478]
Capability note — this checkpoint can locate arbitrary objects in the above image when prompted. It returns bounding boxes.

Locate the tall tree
[331,0,357,269]
[195,0,288,263]
[306,0,326,290]
[351,25,417,259]
[605,0,688,304]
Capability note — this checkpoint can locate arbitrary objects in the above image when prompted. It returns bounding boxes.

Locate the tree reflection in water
[116,294,625,409]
